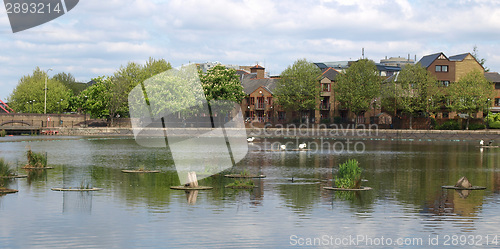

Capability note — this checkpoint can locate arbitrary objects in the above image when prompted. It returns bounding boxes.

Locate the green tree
[381,64,439,129]
[8,67,72,113]
[199,64,245,103]
[110,58,172,124]
[447,70,494,129]
[274,59,322,123]
[52,72,88,95]
[72,76,112,119]
[334,59,381,124]
[472,45,489,72]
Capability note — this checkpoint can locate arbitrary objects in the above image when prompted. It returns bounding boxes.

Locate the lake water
[1,136,500,248]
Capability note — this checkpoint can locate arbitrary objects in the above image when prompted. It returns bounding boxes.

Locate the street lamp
[84,95,88,127]
[44,68,53,114]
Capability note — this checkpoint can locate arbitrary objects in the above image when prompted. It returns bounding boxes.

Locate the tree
[199,64,245,103]
[334,59,381,124]
[53,72,88,95]
[199,64,246,119]
[447,70,494,129]
[472,45,489,72]
[111,58,172,124]
[274,59,322,123]
[381,64,439,129]
[72,76,112,119]
[8,67,72,113]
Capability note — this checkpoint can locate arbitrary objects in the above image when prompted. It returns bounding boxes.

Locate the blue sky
[1,0,500,101]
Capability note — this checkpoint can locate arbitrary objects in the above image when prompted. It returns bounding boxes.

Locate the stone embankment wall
[48,127,500,141]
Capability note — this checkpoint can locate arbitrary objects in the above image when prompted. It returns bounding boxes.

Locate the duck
[247,137,255,142]
[298,142,307,150]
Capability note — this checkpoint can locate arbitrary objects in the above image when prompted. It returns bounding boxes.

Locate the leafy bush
[320,118,331,124]
[486,113,500,129]
[490,121,500,129]
[335,159,362,189]
[0,158,13,177]
[435,120,460,130]
[0,130,6,137]
[26,149,47,168]
[333,116,342,124]
[468,123,485,130]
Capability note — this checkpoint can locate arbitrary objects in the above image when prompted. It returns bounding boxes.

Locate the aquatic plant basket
[170,186,213,190]
[225,185,258,189]
[21,166,54,170]
[323,187,373,191]
[441,186,486,190]
[224,174,266,178]
[0,175,28,179]
[121,170,160,173]
[0,188,18,194]
[51,187,103,192]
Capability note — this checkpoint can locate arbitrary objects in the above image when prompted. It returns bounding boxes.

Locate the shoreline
[27,127,500,141]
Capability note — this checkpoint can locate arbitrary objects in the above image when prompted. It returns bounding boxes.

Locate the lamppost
[44,68,53,114]
[32,100,35,113]
[84,95,88,127]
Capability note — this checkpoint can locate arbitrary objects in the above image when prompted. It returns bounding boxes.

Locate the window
[249,97,255,105]
[267,97,272,106]
[435,65,448,72]
[257,97,265,109]
[278,111,286,121]
[440,81,450,87]
[496,83,500,89]
[322,83,331,92]
[495,98,500,107]
[442,112,449,118]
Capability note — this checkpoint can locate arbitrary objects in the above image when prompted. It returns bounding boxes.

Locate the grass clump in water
[26,149,47,168]
[335,159,362,189]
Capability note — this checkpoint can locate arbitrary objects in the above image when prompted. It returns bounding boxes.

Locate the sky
[1,0,500,101]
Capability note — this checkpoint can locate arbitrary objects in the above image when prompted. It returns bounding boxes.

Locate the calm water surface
[1,136,500,248]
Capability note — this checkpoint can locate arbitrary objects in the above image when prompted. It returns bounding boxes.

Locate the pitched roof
[251,64,265,69]
[417,52,445,68]
[240,73,278,95]
[485,72,500,83]
[449,53,469,61]
[321,67,340,81]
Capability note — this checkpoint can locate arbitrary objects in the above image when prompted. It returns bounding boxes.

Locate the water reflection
[1,137,500,247]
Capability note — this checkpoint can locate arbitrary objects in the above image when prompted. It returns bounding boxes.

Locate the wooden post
[186,190,199,205]
[187,171,199,188]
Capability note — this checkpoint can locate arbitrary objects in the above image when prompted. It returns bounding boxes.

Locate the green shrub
[0,130,6,137]
[489,121,500,129]
[435,120,460,130]
[335,159,362,189]
[0,158,13,177]
[486,113,500,129]
[468,123,485,130]
[26,149,47,168]
[320,118,331,124]
[333,116,342,124]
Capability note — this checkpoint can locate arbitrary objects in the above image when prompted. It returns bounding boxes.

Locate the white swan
[280,144,286,150]
[480,140,484,146]
[298,143,307,150]
[247,137,255,142]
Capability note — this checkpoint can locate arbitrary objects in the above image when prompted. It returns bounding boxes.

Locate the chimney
[251,64,265,79]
